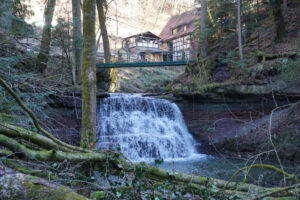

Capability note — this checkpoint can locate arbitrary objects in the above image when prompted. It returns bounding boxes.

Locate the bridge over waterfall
[96,51,197,68]
[96,60,196,68]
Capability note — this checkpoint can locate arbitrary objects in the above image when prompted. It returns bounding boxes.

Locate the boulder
[0,171,88,200]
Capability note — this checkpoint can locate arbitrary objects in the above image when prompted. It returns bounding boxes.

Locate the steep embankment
[176,95,300,162]
[169,6,300,162]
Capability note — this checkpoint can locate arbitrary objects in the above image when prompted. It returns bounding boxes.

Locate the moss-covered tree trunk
[0,0,13,37]
[72,0,82,85]
[96,0,116,92]
[81,0,97,149]
[37,0,56,73]
[270,0,287,42]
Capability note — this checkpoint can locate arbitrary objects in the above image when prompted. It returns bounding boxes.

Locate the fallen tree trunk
[0,127,299,199]
[0,134,107,162]
[0,123,76,153]
[0,78,91,153]
[256,51,297,63]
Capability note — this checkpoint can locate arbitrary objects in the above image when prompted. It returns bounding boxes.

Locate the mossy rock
[0,173,88,200]
[185,57,216,76]
[96,68,116,92]
[90,191,104,200]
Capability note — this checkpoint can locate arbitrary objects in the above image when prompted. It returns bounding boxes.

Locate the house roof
[159,10,200,42]
[124,31,160,40]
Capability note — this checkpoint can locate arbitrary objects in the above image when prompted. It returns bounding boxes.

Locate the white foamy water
[96,94,204,162]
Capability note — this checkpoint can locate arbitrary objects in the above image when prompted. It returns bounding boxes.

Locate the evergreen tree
[0,0,13,37]
[11,0,34,36]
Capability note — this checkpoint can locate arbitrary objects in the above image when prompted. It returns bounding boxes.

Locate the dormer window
[172,28,177,35]
[183,25,187,32]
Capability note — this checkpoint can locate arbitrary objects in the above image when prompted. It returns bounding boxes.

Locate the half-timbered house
[160,10,200,61]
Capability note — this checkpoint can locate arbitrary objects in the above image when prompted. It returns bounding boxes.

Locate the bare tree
[72,0,82,84]
[200,0,207,57]
[237,0,243,61]
[37,0,57,73]
[80,0,97,149]
[96,0,110,63]
[96,0,116,92]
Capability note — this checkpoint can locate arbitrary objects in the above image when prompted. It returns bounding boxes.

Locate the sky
[25,0,195,50]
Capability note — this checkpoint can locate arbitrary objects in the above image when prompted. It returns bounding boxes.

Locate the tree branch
[0,78,90,153]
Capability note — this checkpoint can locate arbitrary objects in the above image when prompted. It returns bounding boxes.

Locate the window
[183,25,187,32]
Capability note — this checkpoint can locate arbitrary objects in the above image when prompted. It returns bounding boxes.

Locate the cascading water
[96,94,200,162]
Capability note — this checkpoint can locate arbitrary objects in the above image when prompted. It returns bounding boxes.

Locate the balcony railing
[127,42,159,49]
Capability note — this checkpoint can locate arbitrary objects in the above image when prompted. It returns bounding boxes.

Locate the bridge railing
[96,50,198,68]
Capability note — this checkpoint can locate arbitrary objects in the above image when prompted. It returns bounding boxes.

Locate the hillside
[169,4,300,96]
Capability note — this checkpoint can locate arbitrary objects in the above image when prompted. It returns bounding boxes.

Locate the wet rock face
[212,63,230,82]
[176,96,300,161]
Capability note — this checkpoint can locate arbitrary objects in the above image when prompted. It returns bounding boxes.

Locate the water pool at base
[96,94,298,187]
[152,155,298,187]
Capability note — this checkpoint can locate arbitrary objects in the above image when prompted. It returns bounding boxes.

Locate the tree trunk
[72,0,82,85]
[283,0,287,13]
[270,0,287,42]
[81,0,97,149]
[200,0,207,57]
[37,0,56,73]
[0,0,13,37]
[237,0,243,61]
[95,0,116,92]
[96,0,110,63]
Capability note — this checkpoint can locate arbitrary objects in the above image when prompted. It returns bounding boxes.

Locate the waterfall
[96,94,200,162]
